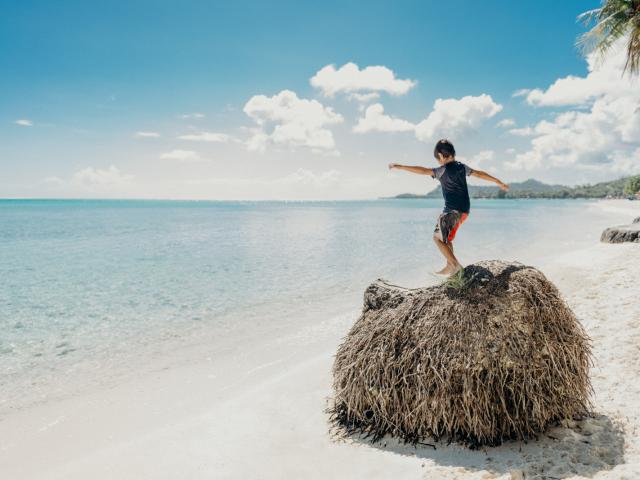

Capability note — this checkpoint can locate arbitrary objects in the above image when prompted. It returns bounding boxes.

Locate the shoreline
[2,197,638,204]
[1,200,639,479]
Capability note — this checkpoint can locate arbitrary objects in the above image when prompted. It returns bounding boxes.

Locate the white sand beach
[1,200,639,480]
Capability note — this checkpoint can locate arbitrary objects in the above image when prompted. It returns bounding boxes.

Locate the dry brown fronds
[329,260,592,448]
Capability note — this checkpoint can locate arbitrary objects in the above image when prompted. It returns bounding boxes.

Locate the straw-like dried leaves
[329,260,592,448]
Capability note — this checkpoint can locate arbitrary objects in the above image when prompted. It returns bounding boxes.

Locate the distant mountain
[427,178,567,199]
[504,179,566,192]
[389,177,635,200]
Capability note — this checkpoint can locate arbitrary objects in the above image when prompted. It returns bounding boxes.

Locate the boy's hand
[388,163,398,170]
[499,182,509,191]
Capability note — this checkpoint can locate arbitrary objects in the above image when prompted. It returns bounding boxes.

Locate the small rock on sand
[509,469,524,480]
[601,222,640,243]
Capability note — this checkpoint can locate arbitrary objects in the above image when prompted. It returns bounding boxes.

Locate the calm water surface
[0,199,630,410]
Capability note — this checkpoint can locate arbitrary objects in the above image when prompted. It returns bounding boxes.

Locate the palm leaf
[626,21,640,73]
[577,0,640,75]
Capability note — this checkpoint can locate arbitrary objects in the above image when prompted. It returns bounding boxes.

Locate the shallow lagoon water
[0,198,631,411]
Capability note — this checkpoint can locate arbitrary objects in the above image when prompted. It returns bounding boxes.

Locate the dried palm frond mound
[329,260,592,448]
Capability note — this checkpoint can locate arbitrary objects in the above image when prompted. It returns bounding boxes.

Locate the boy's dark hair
[434,139,455,159]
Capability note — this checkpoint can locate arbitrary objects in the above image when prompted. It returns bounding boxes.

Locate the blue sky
[2,0,638,199]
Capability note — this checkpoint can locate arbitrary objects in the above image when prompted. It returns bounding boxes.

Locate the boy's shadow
[347,414,625,479]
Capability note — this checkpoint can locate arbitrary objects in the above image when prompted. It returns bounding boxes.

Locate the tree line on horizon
[392,175,640,200]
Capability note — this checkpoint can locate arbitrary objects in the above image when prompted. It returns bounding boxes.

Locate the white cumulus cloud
[507,40,640,174]
[415,94,503,142]
[353,103,415,133]
[310,63,416,97]
[177,132,230,142]
[243,89,343,152]
[519,42,632,107]
[15,119,33,127]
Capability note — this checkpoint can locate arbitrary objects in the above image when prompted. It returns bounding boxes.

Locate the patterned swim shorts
[434,209,469,244]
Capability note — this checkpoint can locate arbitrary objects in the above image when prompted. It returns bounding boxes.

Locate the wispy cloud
[496,118,515,128]
[134,131,160,138]
[73,166,134,188]
[177,113,205,119]
[512,89,531,98]
[178,168,404,200]
[188,168,342,189]
[42,176,64,187]
[15,119,33,127]
[159,149,205,162]
[508,126,536,136]
[177,132,230,142]
[466,150,495,169]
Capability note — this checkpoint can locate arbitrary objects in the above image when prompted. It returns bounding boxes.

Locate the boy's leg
[447,242,462,272]
[433,210,465,275]
[433,234,462,274]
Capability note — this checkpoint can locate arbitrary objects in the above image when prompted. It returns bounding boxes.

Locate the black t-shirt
[431,161,473,213]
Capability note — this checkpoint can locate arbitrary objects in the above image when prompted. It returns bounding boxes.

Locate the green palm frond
[577,0,640,75]
[627,13,640,72]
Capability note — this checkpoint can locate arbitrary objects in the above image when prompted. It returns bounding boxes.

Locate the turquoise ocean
[0,199,630,411]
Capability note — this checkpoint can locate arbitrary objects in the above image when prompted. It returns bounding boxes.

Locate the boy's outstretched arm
[470,169,509,191]
[388,163,434,176]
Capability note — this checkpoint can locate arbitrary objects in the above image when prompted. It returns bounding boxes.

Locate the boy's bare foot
[436,263,462,275]
[435,264,452,275]
[448,264,463,276]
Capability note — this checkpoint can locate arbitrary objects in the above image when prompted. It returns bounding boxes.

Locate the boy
[388,139,509,276]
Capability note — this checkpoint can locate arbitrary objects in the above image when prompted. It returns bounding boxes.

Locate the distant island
[389,176,640,200]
